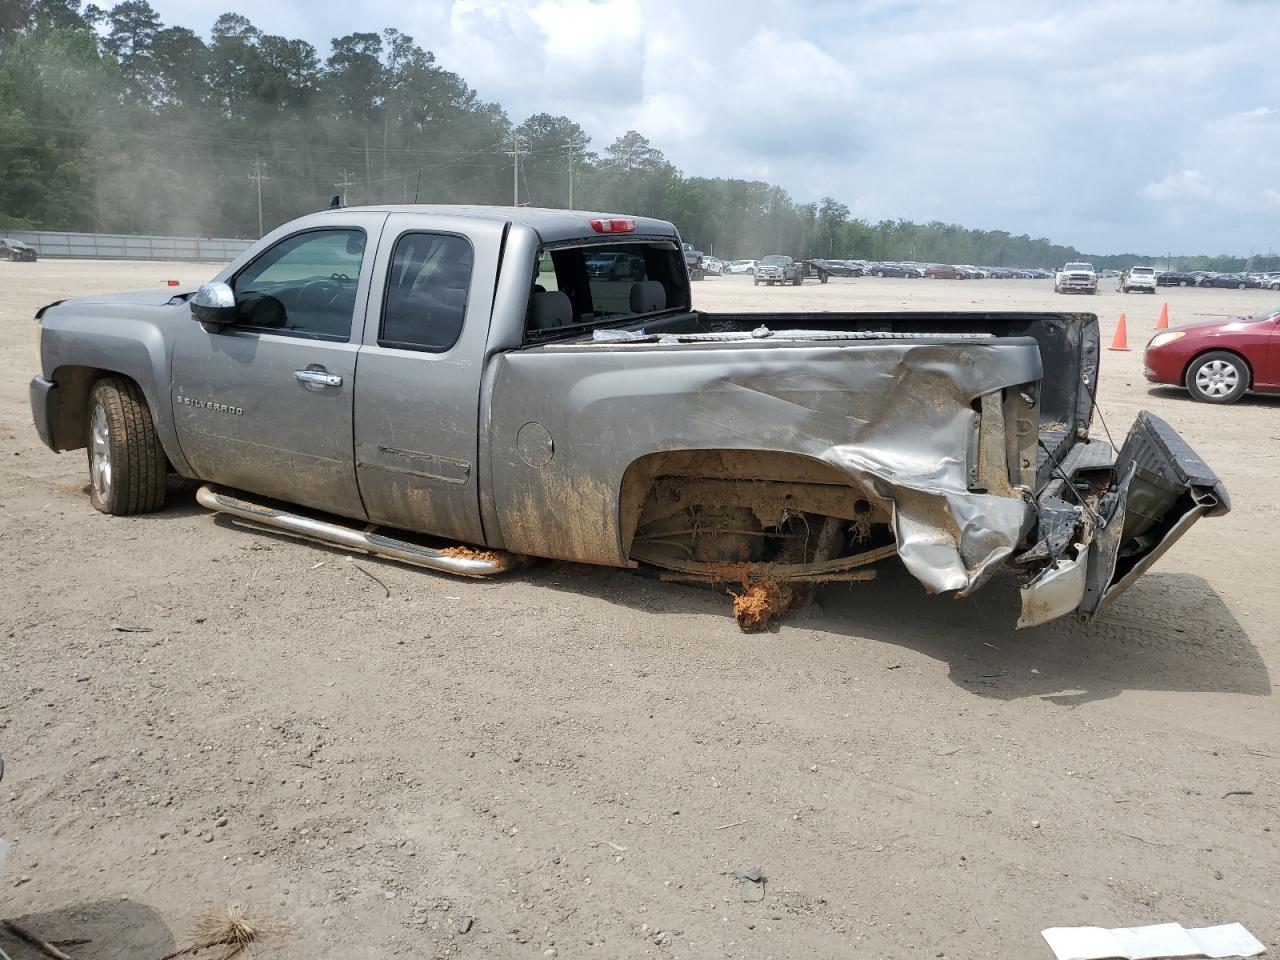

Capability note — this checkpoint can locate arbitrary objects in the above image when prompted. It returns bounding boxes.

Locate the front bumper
[29,376,58,450]
[1018,412,1228,627]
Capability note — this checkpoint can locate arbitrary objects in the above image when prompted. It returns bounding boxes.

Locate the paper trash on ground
[1042,922,1265,960]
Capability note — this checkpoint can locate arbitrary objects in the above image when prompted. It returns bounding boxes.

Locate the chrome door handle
[294,369,343,387]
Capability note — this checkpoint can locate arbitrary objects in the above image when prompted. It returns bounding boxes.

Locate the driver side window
[232,229,366,341]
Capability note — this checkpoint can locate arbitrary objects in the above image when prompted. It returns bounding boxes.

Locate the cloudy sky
[155,0,1278,255]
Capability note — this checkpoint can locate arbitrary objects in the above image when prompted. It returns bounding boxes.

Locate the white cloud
[155,0,1280,254]
[1142,170,1211,204]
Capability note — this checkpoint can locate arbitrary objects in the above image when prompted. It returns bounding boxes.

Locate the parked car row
[862,262,1051,279]
[1152,270,1280,289]
[701,254,1057,280]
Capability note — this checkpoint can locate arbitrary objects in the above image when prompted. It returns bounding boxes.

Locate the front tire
[1185,351,1248,404]
[87,377,168,515]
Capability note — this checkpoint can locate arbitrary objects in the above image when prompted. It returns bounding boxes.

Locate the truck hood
[62,287,198,307]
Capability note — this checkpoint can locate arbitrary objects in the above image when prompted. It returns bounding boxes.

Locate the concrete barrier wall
[6,230,253,262]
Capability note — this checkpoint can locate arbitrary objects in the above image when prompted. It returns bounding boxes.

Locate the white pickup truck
[1055,262,1097,295]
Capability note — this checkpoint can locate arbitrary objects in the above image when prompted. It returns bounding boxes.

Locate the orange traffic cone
[1156,302,1169,329]
[1109,313,1130,351]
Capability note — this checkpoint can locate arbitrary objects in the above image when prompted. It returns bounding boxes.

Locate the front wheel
[87,377,168,515]
[1237,282,1246,289]
[1185,351,1248,404]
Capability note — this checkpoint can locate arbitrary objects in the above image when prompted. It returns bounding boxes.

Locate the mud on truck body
[30,205,1227,630]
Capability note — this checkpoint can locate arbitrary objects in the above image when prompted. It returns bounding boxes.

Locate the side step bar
[195,485,521,579]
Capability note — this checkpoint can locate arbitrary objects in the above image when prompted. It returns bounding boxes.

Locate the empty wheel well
[1182,349,1253,389]
[617,449,893,565]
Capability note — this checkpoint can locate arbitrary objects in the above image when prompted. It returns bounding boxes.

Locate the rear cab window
[525,240,690,341]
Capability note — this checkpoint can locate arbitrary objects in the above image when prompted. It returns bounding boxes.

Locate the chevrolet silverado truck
[1055,262,1098,294]
[30,205,1227,629]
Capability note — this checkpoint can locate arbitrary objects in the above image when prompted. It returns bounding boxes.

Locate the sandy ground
[1,260,1277,960]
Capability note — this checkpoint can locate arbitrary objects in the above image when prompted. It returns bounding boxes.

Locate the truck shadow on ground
[813,561,1270,706]
[0,899,174,960]
[528,558,1269,707]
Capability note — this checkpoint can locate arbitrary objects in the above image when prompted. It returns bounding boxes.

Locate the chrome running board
[195,485,519,578]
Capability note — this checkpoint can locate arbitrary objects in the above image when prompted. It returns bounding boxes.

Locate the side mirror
[191,282,237,324]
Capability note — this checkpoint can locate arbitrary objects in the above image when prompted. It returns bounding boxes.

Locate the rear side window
[380,232,474,352]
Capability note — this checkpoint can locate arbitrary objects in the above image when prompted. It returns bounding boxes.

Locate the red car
[1143,310,1280,403]
[923,264,967,279]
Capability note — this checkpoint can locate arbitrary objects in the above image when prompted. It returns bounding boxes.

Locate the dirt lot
[2,260,1277,960]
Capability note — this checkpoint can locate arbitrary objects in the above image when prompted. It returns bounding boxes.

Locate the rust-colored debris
[694,562,797,632]
[439,545,504,563]
[730,579,795,632]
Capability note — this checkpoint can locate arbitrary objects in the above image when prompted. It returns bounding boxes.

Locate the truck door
[171,214,387,517]
[353,212,506,544]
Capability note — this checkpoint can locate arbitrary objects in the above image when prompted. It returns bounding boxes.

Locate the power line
[334,168,357,207]
[564,139,586,210]
[505,133,528,207]
[247,159,270,237]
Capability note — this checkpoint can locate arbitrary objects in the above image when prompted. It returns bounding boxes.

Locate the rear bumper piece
[29,376,58,451]
[1019,412,1228,627]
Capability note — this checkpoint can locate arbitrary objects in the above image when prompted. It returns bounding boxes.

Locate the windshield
[761,255,790,266]
[1131,267,1154,274]
[1064,262,1092,271]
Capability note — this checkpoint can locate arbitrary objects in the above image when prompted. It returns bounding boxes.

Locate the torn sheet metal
[1017,543,1088,628]
[486,338,1042,594]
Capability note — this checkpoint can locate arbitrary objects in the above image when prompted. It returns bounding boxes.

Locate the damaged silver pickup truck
[29,205,1227,629]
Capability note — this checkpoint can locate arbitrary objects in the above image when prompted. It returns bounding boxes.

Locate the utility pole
[335,169,357,207]
[564,138,586,209]
[247,159,270,237]
[506,133,528,207]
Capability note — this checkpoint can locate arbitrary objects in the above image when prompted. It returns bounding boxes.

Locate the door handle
[294,368,343,387]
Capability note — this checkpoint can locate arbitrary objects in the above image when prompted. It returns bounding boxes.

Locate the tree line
[1,0,1273,272]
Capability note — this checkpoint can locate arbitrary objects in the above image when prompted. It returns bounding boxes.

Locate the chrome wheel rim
[90,403,112,500]
[1195,360,1239,398]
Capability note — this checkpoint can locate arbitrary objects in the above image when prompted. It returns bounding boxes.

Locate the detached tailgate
[1078,411,1229,618]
